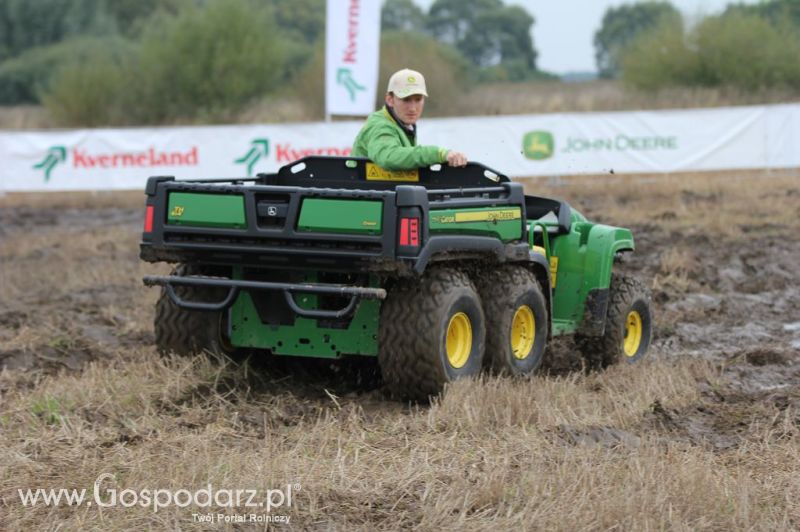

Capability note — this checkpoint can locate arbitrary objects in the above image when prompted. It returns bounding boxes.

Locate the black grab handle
[283,291,359,319]
[164,283,240,312]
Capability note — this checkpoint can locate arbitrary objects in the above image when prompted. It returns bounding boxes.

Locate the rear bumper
[143,274,386,319]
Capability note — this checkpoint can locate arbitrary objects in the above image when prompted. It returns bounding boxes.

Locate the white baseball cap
[387,68,428,98]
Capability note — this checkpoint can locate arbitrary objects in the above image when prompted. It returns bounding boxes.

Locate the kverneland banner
[1,104,799,191]
[325,0,381,117]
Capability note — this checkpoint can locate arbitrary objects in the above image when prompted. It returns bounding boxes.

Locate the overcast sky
[413,0,761,74]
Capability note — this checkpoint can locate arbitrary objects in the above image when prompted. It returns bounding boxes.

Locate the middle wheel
[477,266,549,375]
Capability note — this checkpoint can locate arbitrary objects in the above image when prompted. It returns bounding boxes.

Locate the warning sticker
[365,163,419,182]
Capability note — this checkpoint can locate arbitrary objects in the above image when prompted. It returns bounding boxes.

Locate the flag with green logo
[325,0,381,117]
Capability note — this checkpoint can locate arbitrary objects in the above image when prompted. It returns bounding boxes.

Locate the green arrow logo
[33,146,67,182]
[234,139,270,175]
[337,68,366,102]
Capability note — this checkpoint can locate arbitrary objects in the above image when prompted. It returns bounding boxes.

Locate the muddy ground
[2,179,799,435]
[1,173,799,528]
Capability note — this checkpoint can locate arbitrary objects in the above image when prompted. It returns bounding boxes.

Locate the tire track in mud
[2,201,799,449]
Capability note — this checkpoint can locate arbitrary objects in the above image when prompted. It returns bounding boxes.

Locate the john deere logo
[234,139,269,176]
[523,131,554,161]
[407,76,416,82]
[170,206,184,217]
[33,146,67,182]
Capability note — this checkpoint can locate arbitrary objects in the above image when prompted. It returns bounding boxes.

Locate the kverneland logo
[72,147,199,169]
[275,143,351,163]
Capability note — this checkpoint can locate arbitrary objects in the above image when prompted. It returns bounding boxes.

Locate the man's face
[386,93,425,125]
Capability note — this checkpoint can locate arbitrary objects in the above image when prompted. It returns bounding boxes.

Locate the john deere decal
[522,131,554,161]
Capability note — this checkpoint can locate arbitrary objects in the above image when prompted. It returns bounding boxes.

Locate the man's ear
[384,92,394,107]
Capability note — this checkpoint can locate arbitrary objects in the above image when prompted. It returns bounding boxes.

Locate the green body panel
[429,206,523,242]
[167,192,246,229]
[545,210,634,335]
[228,273,380,357]
[297,198,383,235]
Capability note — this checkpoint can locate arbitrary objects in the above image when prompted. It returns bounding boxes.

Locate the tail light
[399,217,419,247]
[144,205,154,233]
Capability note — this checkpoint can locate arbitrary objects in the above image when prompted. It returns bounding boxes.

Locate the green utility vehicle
[140,157,652,400]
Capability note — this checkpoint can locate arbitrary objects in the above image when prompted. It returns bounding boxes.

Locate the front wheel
[378,268,486,402]
[578,273,653,368]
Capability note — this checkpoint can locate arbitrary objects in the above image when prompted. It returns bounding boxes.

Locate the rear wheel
[378,268,485,402]
[477,266,548,376]
[154,263,236,357]
[578,273,652,368]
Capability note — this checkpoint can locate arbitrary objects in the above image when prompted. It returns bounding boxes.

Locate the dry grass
[446,80,800,117]
[4,80,800,129]
[1,171,799,529]
[521,169,800,238]
[0,105,54,130]
[2,352,798,530]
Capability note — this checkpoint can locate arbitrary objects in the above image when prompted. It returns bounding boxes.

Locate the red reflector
[399,217,419,247]
[399,218,409,246]
[409,218,419,246]
[144,205,154,233]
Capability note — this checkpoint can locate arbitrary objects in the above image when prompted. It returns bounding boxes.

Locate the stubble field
[1,170,799,530]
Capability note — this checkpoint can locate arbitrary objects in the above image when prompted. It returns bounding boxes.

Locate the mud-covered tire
[578,273,653,368]
[476,266,548,376]
[154,264,235,357]
[378,268,485,402]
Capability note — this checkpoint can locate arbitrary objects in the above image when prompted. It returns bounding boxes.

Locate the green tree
[694,11,800,90]
[41,43,136,126]
[269,0,325,43]
[619,21,698,90]
[381,0,426,32]
[426,0,537,73]
[724,0,800,29]
[0,0,110,61]
[41,0,287,125]
[102,0,194,37]
[134,0,285,123]
[621,10,800,91]
[594,1,682,78]
[266,0,325,81]
[0,35,133,104]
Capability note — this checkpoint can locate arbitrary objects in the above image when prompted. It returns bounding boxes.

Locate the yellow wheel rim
[624,310,643,357]
[510,305,535,360]
[446,312,472,369]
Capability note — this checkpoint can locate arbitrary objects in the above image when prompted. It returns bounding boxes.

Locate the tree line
[595,0,800,91]
[0,0,797,127]
[0,0,547,126]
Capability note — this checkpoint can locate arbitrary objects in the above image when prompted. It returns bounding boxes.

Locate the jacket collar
[383,105,416,141]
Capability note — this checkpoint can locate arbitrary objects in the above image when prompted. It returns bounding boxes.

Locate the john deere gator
[140,157,652,400]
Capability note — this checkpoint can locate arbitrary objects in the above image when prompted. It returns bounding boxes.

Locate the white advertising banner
[0,122,361,192]
[1,104,799,192]
[325,0,381,117]
[424,105,775,177]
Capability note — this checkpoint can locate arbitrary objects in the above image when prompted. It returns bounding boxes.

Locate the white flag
[325,0,381,117]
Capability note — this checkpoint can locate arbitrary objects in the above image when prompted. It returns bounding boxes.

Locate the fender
[527,249,553,331]
[578,223,634,335]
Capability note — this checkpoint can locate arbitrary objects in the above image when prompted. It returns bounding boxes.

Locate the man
[352,68,468,171]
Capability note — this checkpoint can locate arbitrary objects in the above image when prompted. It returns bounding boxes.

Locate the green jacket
[351,107,448,170]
